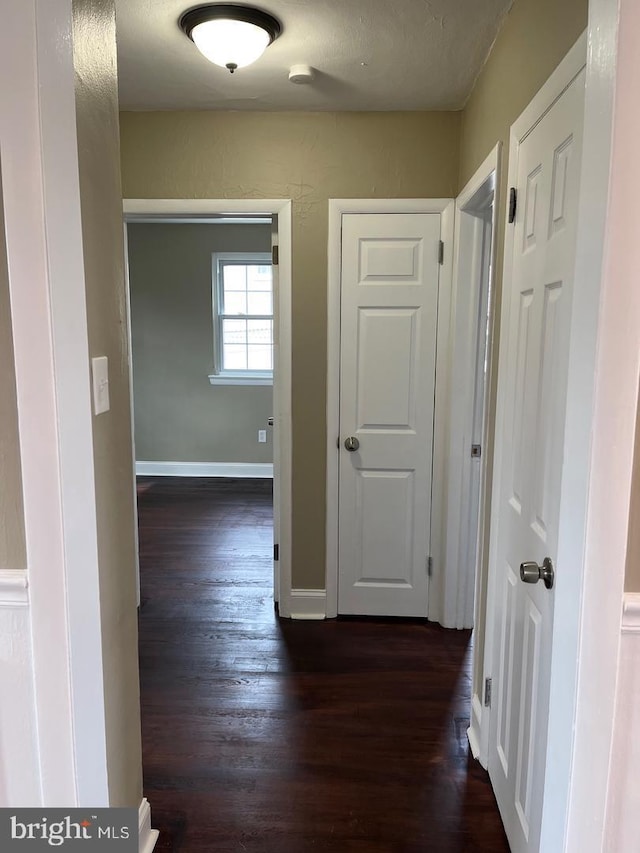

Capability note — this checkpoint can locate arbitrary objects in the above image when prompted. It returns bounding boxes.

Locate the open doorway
[122,199,293,616]
[125,214,277,615]
[444,147,500,761]
[127,217,275,479]
[446,147,500,630]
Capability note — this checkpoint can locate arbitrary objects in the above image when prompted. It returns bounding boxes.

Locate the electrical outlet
[258,429,267,443]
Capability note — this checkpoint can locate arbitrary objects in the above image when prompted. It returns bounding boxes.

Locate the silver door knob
[520,557,555,589]
[268,417,274,426]
[344,436,360,452]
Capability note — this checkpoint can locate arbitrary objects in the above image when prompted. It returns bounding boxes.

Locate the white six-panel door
[338,213,441,617]
[488,69,585,852]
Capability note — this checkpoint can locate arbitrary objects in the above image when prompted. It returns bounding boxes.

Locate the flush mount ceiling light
[179,4,282,74]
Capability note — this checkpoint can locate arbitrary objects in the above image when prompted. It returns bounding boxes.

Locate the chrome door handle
[520,557,555,590]
[344,436,360,452]
[267,417,274,426]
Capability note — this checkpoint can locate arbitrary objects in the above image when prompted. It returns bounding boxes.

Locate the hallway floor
[137,477,509,853]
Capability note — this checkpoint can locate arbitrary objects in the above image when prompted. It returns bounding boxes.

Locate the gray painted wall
[128,223,273,464]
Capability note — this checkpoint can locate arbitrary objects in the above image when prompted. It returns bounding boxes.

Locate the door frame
[122,198,293,617]
[444,144,501,637]
[325,198,455,619]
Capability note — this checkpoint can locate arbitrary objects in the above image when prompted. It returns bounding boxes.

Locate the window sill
[208,374,273,387]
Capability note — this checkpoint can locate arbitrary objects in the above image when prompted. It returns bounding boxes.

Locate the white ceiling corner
[115,0,513,112]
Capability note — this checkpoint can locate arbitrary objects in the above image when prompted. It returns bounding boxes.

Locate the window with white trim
[210,252,273,385]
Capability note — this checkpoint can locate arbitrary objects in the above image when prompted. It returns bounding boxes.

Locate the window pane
[247,291,272,315]
[222,319,247,344]
[247,345,273,371]
[247,319,272,345]
[224,291,247,315]
[223,344,247,370]
[215,258,273,374]
[246,265,272,292]
[223,265,247,291]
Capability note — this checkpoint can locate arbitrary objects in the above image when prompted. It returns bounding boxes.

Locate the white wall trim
[124,198,293,618]
[467,693,484,761]
[0,603,41,802]
[443,143,500,633]
[208,374,273,386]
[0,570,29,606]
[122,214,141,608]
[427,202,456,625]
[289,589,326,620]
[453,146,501,769]
[125,200,286,216]
[138,798,159,853]
[603,592,640,850]
[326,198,455,620]
[622,593,640,633]
[126,216,272,225]
[136,461,274,478]
[2,0,110,805]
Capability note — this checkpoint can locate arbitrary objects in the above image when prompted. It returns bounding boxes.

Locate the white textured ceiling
[116,0,513,111]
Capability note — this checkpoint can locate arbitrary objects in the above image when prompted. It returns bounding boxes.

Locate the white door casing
[445,144,501,637]
[487,67,586,852]
[271,215,281,603]
[337,213,441,617]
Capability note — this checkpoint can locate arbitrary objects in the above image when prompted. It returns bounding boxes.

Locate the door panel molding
[326,198,454,620]
[483,32,591,853]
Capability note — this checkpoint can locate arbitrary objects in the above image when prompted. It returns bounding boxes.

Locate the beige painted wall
[73,0,142,808]
[120,111,461,589]
[128,222,273,464]
[458,0,588,681]
[0,167,26,571]
[625,391,640,592]
[459,0,588,189]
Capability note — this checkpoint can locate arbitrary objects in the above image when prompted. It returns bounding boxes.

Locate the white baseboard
[467,693,484,764]
[289,589,326,620]
[467,723,481,760]
[135,461,273,478]
[0,605,41,801]
[139,798,159,853]
[0,569,29,606]
[604,593,640,849]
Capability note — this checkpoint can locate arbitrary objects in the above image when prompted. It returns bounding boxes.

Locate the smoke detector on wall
[288,64,315,84]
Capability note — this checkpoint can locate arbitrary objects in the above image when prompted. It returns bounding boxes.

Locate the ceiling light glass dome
[180,5,282,73]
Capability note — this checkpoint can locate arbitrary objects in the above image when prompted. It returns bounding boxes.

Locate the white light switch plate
[258,429,267,443]
[91,356,110,415]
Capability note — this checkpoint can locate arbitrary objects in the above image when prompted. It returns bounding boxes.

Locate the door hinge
[484,677,492,708]
[272,244,279,265]
[274,543,279,561]
[438,240,444,265]
[508,187,518,224]
[427,556,433,577]
[471,444,482,458]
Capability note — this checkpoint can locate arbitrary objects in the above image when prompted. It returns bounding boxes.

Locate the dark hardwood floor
[137,477,509,853]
